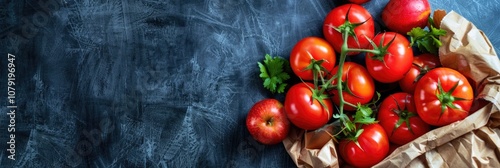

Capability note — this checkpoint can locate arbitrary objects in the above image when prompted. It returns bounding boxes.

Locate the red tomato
[377,92,430,145]
[348,0,371,4]
[414,67,474,126]
[339,124,389,167]
[399,53,441,94]
[365,32,413,83]
[284,82,333,130]
[382,0,431,34]
[329,62,375,111]
[290,37,336,80]
[323,4,374,55]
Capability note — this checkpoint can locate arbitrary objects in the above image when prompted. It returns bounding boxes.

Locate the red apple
[381,0,431,34]
[246,99,290,145]
[348,0,371,5]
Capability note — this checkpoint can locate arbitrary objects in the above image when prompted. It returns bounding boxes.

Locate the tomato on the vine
[284,82,333,130]
[414,67,474,126]
[339,123,389,167]
[290,37,336,80]
[323,4,374,55]
[399,53,441,94]
[378,92,430,145]
[365,32,414,83]
[329,62,375,111]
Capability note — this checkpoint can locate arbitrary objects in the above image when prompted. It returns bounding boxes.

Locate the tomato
[382,0,431,34]
[323,4,374,55]
[290,37,336,80]
[399,53,441,94]
[339,124,389,167]
[414,67,474,126]
[347,0,371,4]
[284,82,333,130]
[377,92,430,145]
[365,32,413,83]
[329,62,375,111]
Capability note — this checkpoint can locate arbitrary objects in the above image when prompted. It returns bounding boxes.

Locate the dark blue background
[1,0,499,167]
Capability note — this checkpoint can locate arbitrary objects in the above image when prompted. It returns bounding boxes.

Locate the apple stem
[266,117,274,126]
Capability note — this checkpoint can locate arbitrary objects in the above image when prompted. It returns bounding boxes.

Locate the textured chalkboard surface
[0,0,499,167]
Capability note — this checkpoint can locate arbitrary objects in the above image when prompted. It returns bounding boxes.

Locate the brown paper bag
[373,10,500,168]
[283,11,500,168]
[283,125,339,168]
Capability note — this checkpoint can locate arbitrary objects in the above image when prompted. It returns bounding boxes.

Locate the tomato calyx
[390,95,417,136]
[327,4,372,48]
[303,58,331,86]
[413,63,433,83]
[335,104,377,152]
[367,33,397,62]
[436,79,469,121]
[334,94,380,139]
[304,81,332,118]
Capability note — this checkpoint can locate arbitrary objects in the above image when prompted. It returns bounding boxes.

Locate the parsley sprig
[258,54,290,94]
[407,18,447,54]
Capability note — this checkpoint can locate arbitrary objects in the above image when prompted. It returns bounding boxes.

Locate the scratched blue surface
[0,0,499,167]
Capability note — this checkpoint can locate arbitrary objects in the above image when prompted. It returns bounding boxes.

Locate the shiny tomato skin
[399,53,441,94]
[414,67,474,126]
[323,4,374,55]
[329,62,375,111]
[378,92,431,145]
[290,37,336,80]
[339,124,390,168]
[284,82,333,130]
[366,32,413,83]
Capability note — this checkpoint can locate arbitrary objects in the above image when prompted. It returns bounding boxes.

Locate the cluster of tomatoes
[247,1,476,167]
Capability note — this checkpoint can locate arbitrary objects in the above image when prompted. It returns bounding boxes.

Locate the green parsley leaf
[407,21,447,54]
[258,54,290,94]
[353,105,377,124]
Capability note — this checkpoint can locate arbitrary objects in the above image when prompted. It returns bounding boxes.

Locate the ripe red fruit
[381,0,431,34]
[399,53,441,94]
[348,0,371,4]
[246,99,290,145]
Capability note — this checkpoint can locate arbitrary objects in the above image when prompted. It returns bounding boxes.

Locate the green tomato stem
[345,48,381,55]
[336,28,350,136]
[336,28,381,137]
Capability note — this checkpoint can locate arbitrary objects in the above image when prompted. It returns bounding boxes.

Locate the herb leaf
[407,20,447,54]
[353,104,377,124]
[258,54,290,94]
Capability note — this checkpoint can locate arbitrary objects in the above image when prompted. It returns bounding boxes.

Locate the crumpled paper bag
[283,125,339,168]
[374,10,500,168]
[283,10,500,168]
